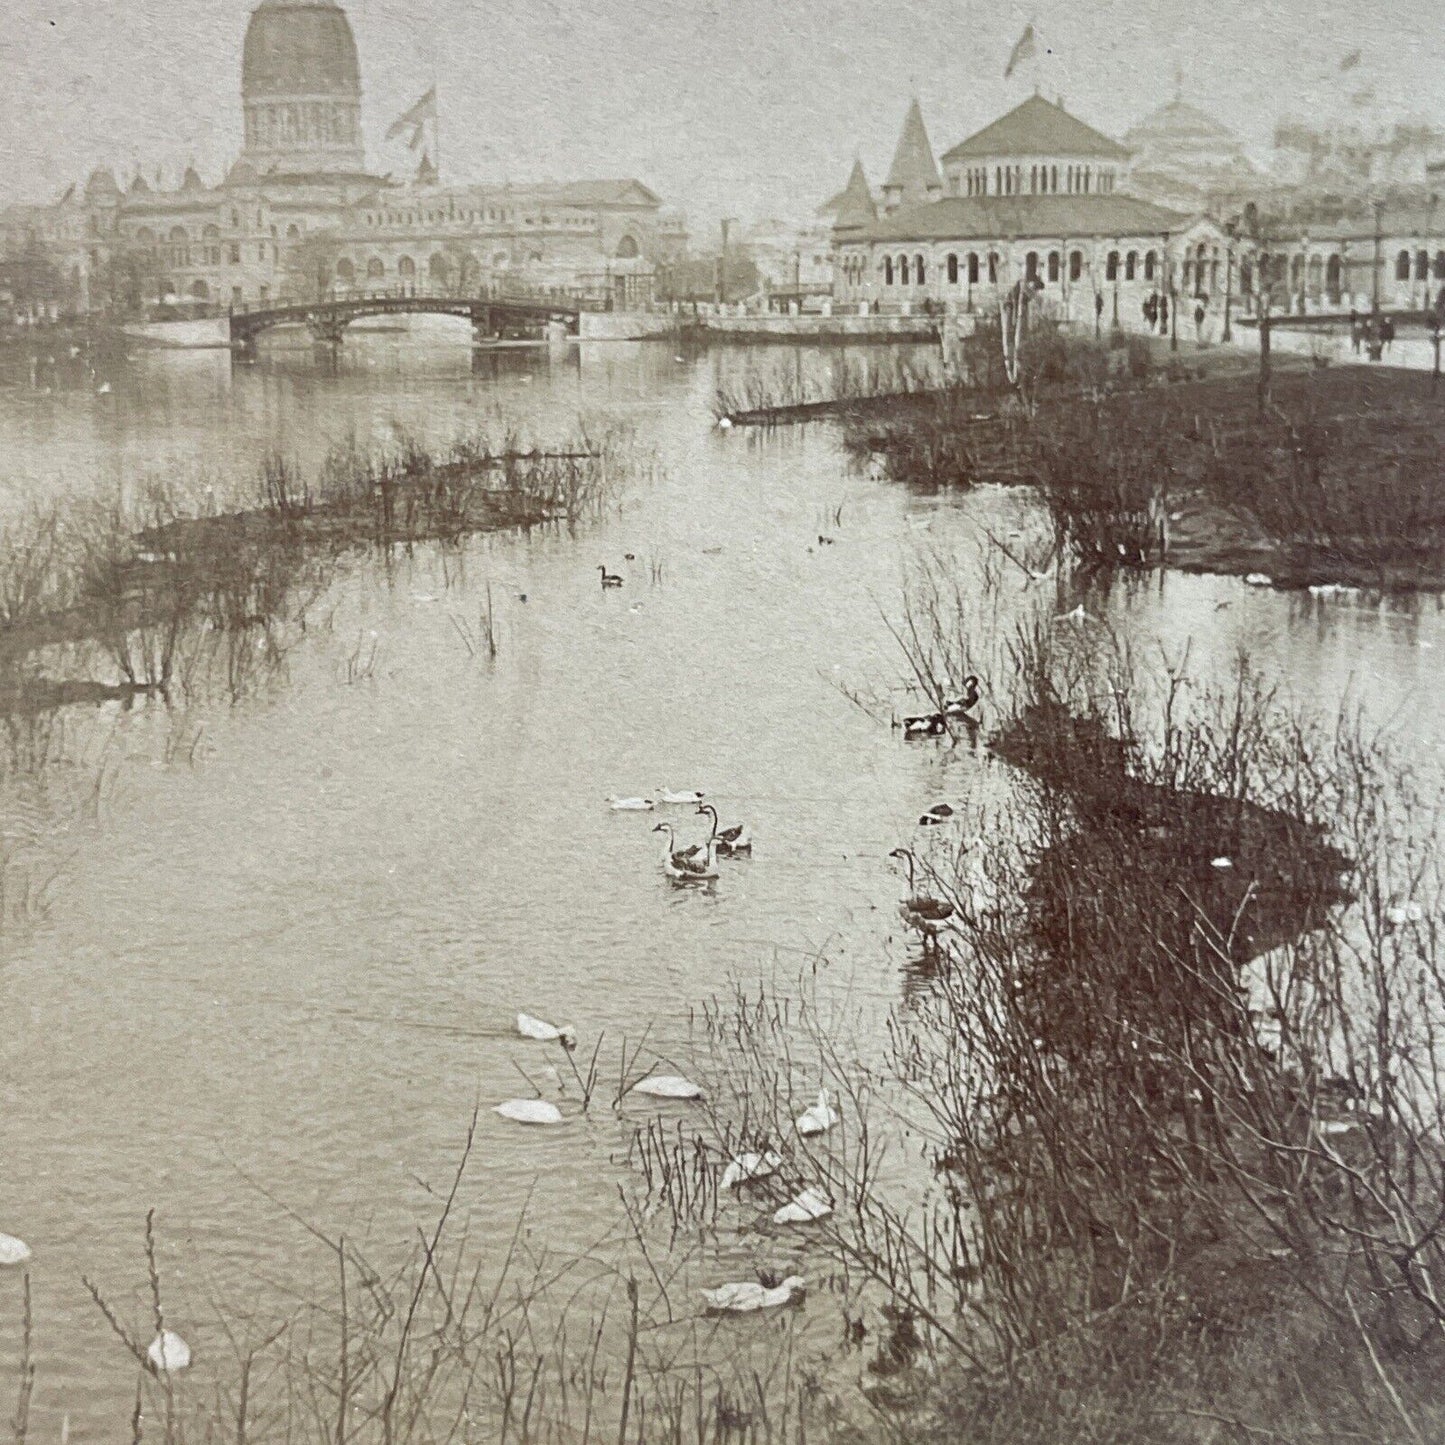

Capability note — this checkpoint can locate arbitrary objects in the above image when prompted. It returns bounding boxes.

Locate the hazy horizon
[0,0,1442,232]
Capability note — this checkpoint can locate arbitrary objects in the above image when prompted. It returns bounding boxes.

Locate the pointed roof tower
[882,99,942,213]
[821,158,878,231]
[415,152,439,187]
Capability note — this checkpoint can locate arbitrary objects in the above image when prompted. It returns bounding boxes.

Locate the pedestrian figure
[1381,315,1396,355]
[1349,309,1361,354]
[1193,298,1205,339]
[1159,294,1169,336]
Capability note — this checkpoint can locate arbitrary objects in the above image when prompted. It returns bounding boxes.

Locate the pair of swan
[901,676,982,739]
[654,823,719,880]
[494,1013,579,1125]
[716,1088,836,1188]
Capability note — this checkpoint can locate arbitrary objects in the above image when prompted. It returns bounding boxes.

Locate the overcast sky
[0,0,1441,233]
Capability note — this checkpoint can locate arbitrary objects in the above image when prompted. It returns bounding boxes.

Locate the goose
[516,1012,577,1047]
[598,565,624,588]
[720,1150,782,1189]
[919,803,954,827]
[631,1073,703,1099]
[888,849,955,935]
[817,534,836,546]
[773,1188,833,1225]
[944,676,981,718]
[607,795,655,811]
[657,787,705,805]
[653,823,718,881]
[901,712,947,739]
[147,1331,191,1375]
[494,1098,564,1126]
[796,1089,839,1137]
[0,1233,31,1267]
[696,804,752,855]
[702,1276,805,1313]
[624,552,637,561]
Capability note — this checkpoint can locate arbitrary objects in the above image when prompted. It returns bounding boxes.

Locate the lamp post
[1111,235,1119,328]
[1371,198,1385,315]
[1222,219,1236,342]
[1163,230,1177,352]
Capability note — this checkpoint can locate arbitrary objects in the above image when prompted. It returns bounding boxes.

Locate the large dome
[243,0,361,99]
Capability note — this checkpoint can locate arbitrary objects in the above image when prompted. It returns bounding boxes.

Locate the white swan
[0,1233,31,1267]
[657,787,705,805]
[773,1188,833,1225]
[631,1074,703,1100]
[796,1089,839,1137]
[494,1099,564,1126]
[702,1276,805,1313]
[516,1013,577,1046]
[147,1331,191,1374]
[607,795,655,811]
[653,823,718,881]
[720,1151,782,1189]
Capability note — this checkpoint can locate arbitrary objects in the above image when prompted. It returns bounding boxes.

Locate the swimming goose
[494,1099,564,1126]
[702,1276,805,1313]
[944,676,981,717]
[901,712,947,739]
[607,795,655,811]
[888,849,955,934]
[516,1012,578,1047]
[696,804,752,855]
[147,1331,192,1375]
[653,823,719,881]
[796,1089,839,1137]
[657,787,705,805]
[720,1150,782,1189]
[598,565,624,588]
[773,1188,833,1225]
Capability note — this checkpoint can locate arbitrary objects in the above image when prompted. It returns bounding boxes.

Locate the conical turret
[882,99,941,214]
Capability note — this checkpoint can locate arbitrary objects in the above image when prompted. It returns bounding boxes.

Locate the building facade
[0,0,683,317]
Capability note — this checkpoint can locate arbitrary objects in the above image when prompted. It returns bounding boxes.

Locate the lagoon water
[0,321,1441,1435]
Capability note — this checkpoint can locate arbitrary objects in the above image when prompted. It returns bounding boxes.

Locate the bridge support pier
[308,316,348,348]
[471,308,497,348]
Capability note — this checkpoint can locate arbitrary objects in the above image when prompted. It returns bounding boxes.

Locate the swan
[598,565,623,588]
[607,795,655,811]
[702,1276,805,1313]
[717,416,734,429]
[944,676,981,718]
[796,1089,839,1137]
[901,712,947,739]
[720,1151,782,1189]
[516,1012,577,1046]
[147,1331,191,1375]
[631,1074,704,1100]
[494,1099,564,1126]
[773,1188,833,1225]
[888,849,955,935]
[696,804,752,855]
[1386,901,1425,927]
[0,1233,31,1267]
[653,823,719,881]
[657,787,705,805]
[96,382,112,396]
[1053,604,1090,624]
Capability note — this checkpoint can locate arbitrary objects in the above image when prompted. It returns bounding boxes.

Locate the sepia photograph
[1,0,1445,1439]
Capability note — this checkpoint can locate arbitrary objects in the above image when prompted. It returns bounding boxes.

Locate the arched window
[1106,250,1120,281]
[1396,250,1412,281]
[287,224,301,240]
[202,223,220,240]
[1183,260,1194,291]
[190,280,209,301]
[1069,249,1083,283]
[136,226,155,248]
[896,254,908,285]
[1306,255,1323,296]
[915,254,926,285]
[1030,165,1038,193]
[1067,166,1074,192]
[1026,251,1040,283]
[1144,250,1156,281]
[1240,258,1253,295]
[1326,254,1342,303]
[615,234,640,259]
[335,258,355,283]
[1289,255,1303,287]
[946,253,958,284]
[398,255,416,278]
[1051,165,1058,192]
[366,257,385,280]
[168,226,188,243]
[1125,251,1137,281]
[968,252,980,284]
[1416,249,1430,281]
[882,256,892,285]
[430,253,451,285]
[988,252,999,284]
[1047,251,1060,283]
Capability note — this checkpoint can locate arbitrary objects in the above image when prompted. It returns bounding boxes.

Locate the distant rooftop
[856,192,1191,244]
[942,95,1129,163]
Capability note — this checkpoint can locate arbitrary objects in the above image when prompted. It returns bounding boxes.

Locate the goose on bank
[901,712,947,739]
[944,676,981,718]
[598,565,624,588]
[696,804,752,855]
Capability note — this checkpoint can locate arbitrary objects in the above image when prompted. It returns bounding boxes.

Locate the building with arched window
[1,0,684,314]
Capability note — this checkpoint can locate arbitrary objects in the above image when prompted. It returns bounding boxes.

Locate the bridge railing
[229,283,611,319]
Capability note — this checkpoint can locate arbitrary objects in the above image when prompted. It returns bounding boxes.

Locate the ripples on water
[0,321,1441,1432]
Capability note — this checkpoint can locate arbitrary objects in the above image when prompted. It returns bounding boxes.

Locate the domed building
[1122,99,1258,210]
[241,0,366,177]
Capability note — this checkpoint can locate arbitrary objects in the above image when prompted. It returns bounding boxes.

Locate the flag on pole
[1339,48,1362,71]
[385,87,438,146]
[1004,24,1037,79]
